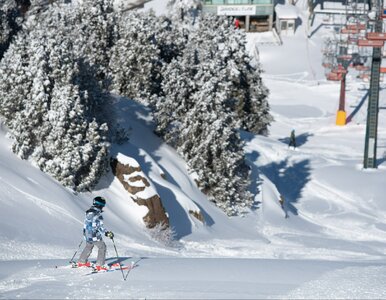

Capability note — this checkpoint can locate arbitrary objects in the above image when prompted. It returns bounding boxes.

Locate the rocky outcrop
[189,210,205,224]
[110,154,169,229]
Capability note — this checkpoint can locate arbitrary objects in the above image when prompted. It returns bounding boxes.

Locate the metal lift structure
[322,0,370,125]
[363,1,385,168]
[321,0,385,168]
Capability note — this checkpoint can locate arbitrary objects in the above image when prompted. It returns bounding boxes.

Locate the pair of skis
[68,238,140,280]
[87,261,136,276]
[69,260,136,277]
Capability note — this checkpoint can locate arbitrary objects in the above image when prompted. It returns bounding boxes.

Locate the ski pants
[78,240,106,266]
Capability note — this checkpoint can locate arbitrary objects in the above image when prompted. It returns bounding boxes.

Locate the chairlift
[355,65,370,71]
[341,28,360,34]
[357,39,384,47]
[346,24,366,31]
[326,64,347,81]
[333,65,348,74]
[366,32,386,40]
[323,63,334,68]
[337,54,353,60]
[327,72,343,81]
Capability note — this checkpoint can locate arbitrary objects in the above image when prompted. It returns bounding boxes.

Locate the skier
[288,129,296,149]
[76,196,114,272]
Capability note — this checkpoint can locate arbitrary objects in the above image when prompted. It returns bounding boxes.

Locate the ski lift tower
[335,0,368,125]
[362,1,385,168]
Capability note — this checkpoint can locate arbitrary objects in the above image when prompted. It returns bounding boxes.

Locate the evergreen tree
[109,12,184,104]
[181,56,252,216]
[167,0,201,25]
[154,14,256,215]
[76,0,116,87]
[12,38,51,159]
[154,56,195,146]
[0,2,110,191]
[0,31,31,126]
[44,77,109,191]
[0,0,272,213]
[109,11,160,102]
[198,14,272,134]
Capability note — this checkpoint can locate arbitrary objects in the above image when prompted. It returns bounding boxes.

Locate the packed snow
[1,0,386,298]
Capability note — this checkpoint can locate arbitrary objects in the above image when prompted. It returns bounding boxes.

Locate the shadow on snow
[242,131,312,217]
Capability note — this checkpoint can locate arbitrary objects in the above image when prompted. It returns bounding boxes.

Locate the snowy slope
[1,0,386,298]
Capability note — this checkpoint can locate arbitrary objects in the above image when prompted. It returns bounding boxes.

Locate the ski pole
[69,239,83,264]
[111,237,125,281]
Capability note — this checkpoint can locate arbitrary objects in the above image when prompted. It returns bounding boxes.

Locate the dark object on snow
[288,129,296,148]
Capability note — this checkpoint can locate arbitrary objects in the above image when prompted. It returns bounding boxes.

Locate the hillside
[1,0,386,298]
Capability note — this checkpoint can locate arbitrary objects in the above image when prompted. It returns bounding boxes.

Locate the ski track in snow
[0,179,82,225]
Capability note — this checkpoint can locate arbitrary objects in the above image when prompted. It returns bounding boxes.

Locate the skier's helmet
[93,196,106,208]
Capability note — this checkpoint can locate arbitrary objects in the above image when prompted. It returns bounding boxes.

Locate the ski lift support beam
[363,6,383,168]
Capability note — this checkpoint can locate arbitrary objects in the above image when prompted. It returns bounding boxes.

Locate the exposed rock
[128,175,149,186]
[189,210,205,224]
[136,195,169,229]
[110,156,169,229]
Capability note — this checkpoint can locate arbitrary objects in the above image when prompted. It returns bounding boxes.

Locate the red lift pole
[336,66,348,125]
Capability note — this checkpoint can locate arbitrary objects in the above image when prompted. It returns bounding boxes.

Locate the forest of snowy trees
[0,0,272,216]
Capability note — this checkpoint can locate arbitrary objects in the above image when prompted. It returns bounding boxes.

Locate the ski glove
[105,231,114,239]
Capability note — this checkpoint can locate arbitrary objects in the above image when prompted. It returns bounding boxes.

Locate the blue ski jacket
[83,206,107,242]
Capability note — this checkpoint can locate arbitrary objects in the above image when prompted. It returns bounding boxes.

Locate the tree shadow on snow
[245,149,263,210]
[260,158,312,216]
[242,130,311,217]
[146,163,215,227]
[244,150,311,216]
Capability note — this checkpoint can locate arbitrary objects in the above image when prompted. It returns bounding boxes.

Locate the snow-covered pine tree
[198,14,272,135]
[39,6,110,191]
[0,0,20,59]
[242,62,272,135]
[167,0,201,25]
[154,12,272,215]
[109,11,160,103]
[153,45,196,146]
[154,14,254,215]
[76,0,116,87]
[154,16,186,65]
[0,9,12,44]
[0,30,31,126]
[0,2,110,191]
[12,36,51,159]
[45,79,109,191]
[109,11,185,104]
[179,55,252,216]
